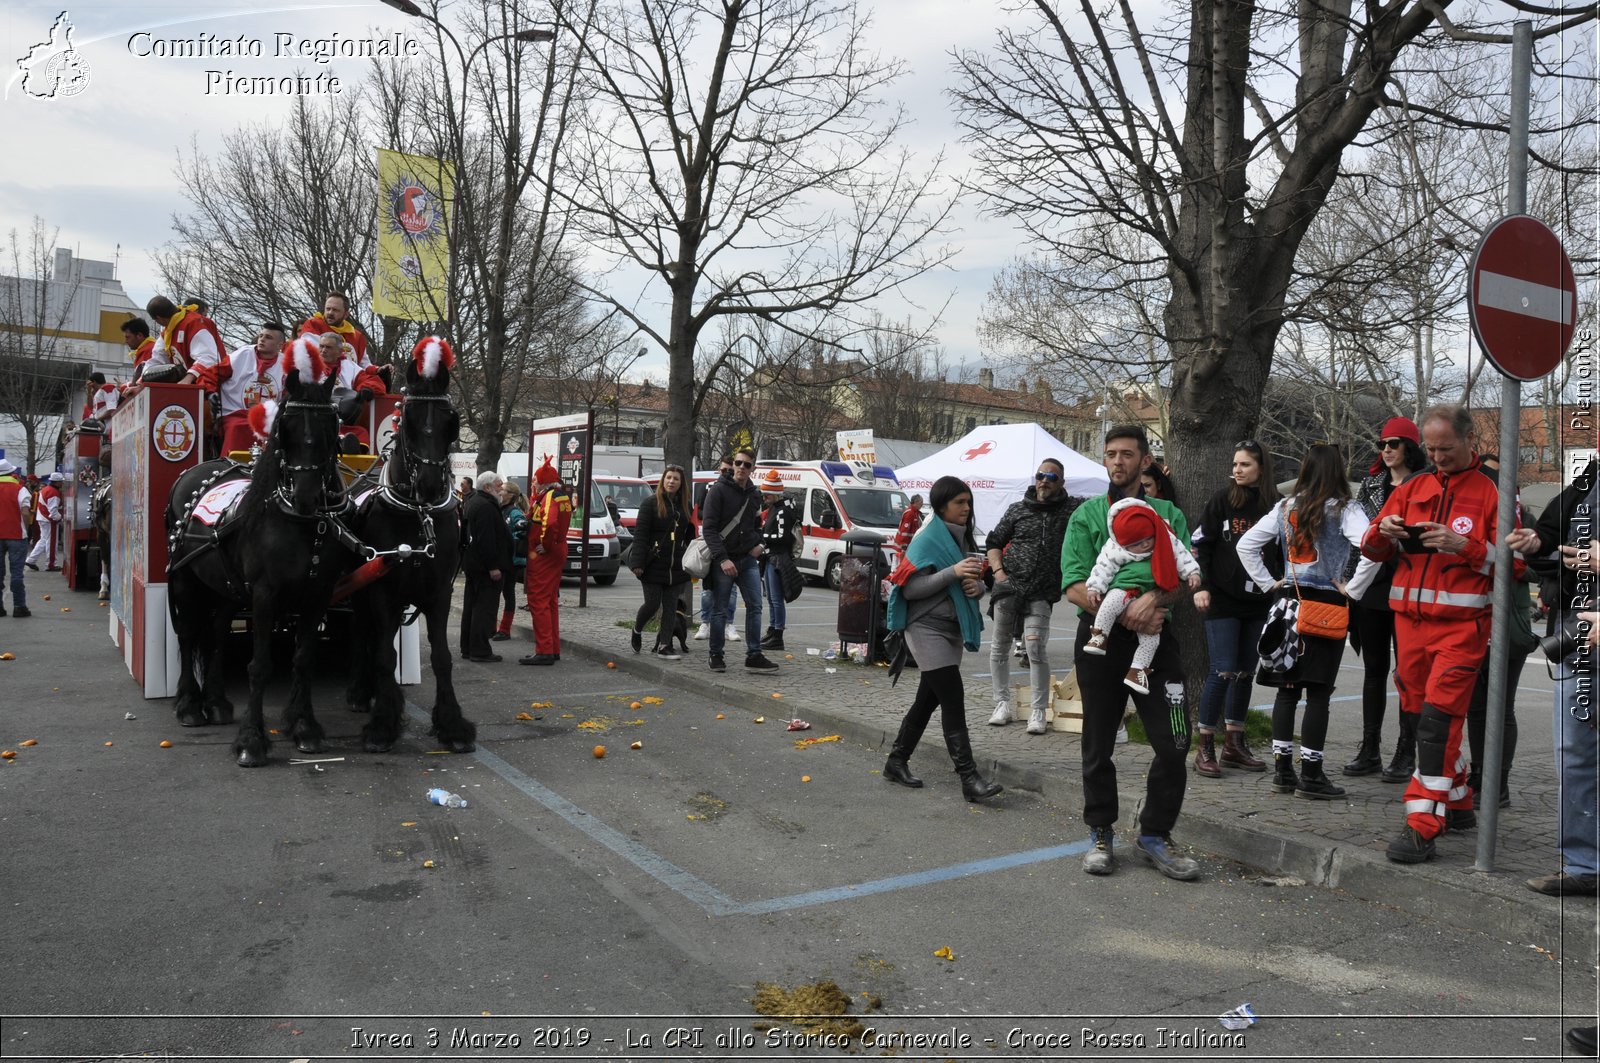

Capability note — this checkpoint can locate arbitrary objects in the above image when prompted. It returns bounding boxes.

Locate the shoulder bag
[682,495,749,579]
[1285,504,1349,640]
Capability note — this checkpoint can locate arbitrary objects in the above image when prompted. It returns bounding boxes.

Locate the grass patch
[1122,706,1273,747]
[614,618,662,632]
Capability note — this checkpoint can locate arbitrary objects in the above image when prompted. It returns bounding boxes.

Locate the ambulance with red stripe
[754,460,909,589]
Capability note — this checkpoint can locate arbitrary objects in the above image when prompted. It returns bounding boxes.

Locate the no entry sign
[1469,214,1578,381]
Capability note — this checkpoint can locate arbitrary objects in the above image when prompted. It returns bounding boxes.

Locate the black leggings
[634,580,688,648]
[1272,683,1333,755]
[1353,606,1395,740]
[898,664,970,749]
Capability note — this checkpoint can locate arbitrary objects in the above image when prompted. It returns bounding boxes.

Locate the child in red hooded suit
[520,457,572,666]
[1083,498,1202,694]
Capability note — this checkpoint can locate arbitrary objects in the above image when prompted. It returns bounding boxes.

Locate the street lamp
[377,1,555,330]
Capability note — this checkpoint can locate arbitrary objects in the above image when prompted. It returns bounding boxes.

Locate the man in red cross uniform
[218,322,288,456]
[1362,404,1523,865]
[519,457,571,667]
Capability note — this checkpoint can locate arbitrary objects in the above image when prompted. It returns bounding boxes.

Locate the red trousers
[219,411,255,458]
[526,546,566,655]
[1394,613,1486,839]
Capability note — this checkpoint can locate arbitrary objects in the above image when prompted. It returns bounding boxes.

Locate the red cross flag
[1469,215,1578,381]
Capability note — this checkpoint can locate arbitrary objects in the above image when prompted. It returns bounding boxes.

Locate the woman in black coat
[628,465,694,659]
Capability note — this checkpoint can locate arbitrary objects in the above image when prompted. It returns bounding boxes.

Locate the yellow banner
[373,147,454,322]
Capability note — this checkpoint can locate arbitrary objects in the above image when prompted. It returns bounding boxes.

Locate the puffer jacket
[984,486,1080,606]
[1360,456,1522,622]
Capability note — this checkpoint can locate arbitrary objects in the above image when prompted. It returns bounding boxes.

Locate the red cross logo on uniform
[961,440,995,461]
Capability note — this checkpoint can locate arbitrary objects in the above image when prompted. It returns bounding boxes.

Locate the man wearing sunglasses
[700,449,779,673]
[985,459,1079,734]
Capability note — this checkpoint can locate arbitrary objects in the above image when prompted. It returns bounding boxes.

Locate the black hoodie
[984,485,1079,606]
[1193,485,1276,618]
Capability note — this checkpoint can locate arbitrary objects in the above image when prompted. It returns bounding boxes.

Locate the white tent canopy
[895,423,1109,534]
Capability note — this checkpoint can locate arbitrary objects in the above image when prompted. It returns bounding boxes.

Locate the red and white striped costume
[25,481,61,569]
[150,306,226,389]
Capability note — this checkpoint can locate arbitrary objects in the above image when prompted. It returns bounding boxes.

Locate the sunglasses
[732,459,754,469]
[1035,471,1060,482]
[1235,439,1261,452]
[1378,438,1406,450]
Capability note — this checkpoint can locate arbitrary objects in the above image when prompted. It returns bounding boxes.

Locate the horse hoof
[236,749,268,768]
[177,712,208,728]
[449,738,477,754]
[363,736,396,754]
[295,738,324,755]
[206,704,235,726]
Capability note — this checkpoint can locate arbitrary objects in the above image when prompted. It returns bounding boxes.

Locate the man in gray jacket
[700,449,779,673]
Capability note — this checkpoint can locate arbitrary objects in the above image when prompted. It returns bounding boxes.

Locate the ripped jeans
[1198,612,1268,731]
[989,595,1054,714]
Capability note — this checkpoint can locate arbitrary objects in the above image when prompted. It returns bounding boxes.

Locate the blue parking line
[405,703,1087,917]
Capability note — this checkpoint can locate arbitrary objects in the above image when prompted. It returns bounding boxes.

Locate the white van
[755,460,909,589]
[450,452,621,585]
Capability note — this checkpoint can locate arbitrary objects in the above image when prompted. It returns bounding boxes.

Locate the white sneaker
[726,628,741,642]
[988,699,1012,726]
[1027,707,1048,735]
[694,623,710,640]
[1115,724,1129,745]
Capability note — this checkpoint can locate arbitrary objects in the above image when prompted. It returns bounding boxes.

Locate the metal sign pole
[1474,20,1532,873]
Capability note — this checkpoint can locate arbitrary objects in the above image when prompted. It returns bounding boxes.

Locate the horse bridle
[273,399,347,514]
[365,393,458,563]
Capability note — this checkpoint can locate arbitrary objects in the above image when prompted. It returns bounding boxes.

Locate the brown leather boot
[1193,733,1222,778]
[1221,729,1266,771]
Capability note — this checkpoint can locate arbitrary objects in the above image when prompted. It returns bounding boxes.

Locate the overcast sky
[1,0,1045,379]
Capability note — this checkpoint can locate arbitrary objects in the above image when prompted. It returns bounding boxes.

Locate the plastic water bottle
[427,788,469,809]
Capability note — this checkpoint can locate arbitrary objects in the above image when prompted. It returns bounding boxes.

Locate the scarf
[885,517,983,651]
[160,304,201,352]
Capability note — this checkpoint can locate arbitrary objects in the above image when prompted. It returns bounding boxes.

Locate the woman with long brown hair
[628,465,694,659]
[1191,440,1281,777]
[1236,444,1379,799]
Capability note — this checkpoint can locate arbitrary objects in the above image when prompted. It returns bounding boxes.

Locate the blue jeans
[1198,612,1267,731]
[1554,651,1598,877]
[0,539,26,610]
[700,584,735,625]
[762,559,786,631]
[709,555,762,658]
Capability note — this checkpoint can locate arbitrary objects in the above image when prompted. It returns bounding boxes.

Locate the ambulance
[754,460,909,589]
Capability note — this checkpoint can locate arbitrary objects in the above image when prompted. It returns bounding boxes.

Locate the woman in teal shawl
[883,476,1003,801]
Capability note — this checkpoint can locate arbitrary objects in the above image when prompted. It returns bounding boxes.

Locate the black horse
[165,352,357,766]
[344,338,475,754]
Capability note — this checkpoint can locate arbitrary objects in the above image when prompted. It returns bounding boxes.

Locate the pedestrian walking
[521,458,571,666]
[0,460,33,617]
[882,475,1002,802]
[1344,417,1428,780]
[1191,440,1280,778]
[1362,405,1518,864]
[25,472,64,572]
[1238,444,1379,800]
[628,465,694,659]
[700,449,777,672]
[1060,425,1200,881]
[984,460,1079,733]
[757,469,802,652]
[694,457,739,641]
[893,494,924,551]
[459,471,512,662]
[494,480,530,641]
[1508,456,1598,897]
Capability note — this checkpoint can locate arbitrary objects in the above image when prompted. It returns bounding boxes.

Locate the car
[560,479,621,586]
[593,474,654,562]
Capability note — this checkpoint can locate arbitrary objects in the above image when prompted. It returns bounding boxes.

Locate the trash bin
[837,528,888,661]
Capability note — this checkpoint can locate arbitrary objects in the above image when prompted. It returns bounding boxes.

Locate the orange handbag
[1288,559,1348,640]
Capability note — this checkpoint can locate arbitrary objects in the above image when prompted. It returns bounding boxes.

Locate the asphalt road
[0,585,1591,1062]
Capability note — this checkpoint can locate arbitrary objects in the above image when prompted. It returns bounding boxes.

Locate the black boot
[883,713,928,788]
[1381,713,1417,783]
[1296,759,1346,800]
[1271,752,1299,794]
[761,628,785,651]
[945,731,1002,801]
[1342,730,1383,776]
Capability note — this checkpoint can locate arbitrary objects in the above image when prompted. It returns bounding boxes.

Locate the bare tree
[0,219,88,474]
[953,0,1595,513]
[155,91,380,350]
[560,0,958,475]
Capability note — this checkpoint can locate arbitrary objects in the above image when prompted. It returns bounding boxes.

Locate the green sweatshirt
[1060,493,1191,616]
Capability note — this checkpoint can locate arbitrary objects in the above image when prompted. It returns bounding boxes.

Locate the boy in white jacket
[1085,498,1201,693]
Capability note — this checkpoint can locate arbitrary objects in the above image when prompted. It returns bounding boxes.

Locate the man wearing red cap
[1060,425,1201,881]
[1084,498,1202,693]
[1362,404,1520,864]
[520,457,572,666]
